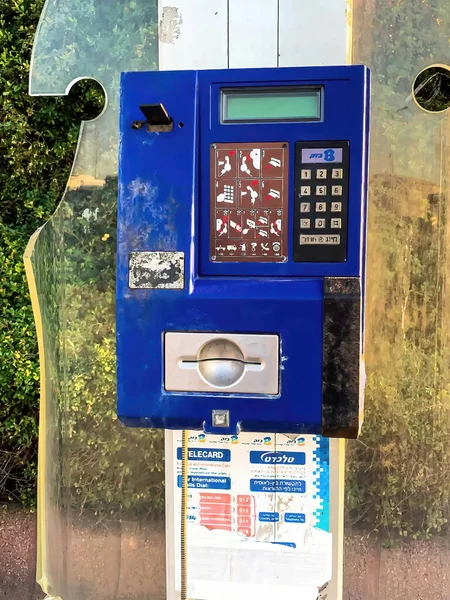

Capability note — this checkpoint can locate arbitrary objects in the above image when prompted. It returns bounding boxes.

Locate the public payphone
[116,65,370,438]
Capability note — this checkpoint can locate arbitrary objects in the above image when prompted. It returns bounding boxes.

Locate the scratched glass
[344,1,450,598]
[25,0,450,599]
[26,1,166,599]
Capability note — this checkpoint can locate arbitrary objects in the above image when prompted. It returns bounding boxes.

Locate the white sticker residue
[129,251,184,289]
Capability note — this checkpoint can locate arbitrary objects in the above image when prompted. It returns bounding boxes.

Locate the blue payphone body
[116,65,370,438]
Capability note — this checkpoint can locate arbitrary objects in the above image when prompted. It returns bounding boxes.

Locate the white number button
[301,169,312,180]
[300,219,311,229]
[331,202,342,212]
[300,202,311,213]
[315,218,326,229]
[332,169,343,179]
[331,218,342,228]
[316,169,327,179]
[315,186,327,196]
[300,186,311,196]
[332,186,343,196]
[315,202,326,212]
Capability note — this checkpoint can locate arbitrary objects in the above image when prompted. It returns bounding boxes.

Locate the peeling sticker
[129,251,184,289]
[160,6,182,44]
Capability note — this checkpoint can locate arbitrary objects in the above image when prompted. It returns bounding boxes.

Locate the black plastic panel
[322,277,362,438]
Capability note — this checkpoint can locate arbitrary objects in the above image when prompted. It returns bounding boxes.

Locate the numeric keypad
[294,141,349,262]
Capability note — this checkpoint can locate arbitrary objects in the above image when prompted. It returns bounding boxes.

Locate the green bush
[347,347,450,539]
[0,0,104,503]
[0,224,39,503]
[346,178,450,539]
[59,179,165,517]
[0,0,164,517]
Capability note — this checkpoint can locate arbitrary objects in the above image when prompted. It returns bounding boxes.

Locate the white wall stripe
[228,0,278,69]
[158,1,228,71]
[278,0,348,67]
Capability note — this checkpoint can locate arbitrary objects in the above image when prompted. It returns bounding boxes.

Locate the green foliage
[345,0,450,539]
[64,279,165,517]
[60,178,165,517]
[346,180,450,538]
[347,349,450,539]
[0,0,162,518]
[0,224,38,504]
[0,0,104,503]
[0,0,105,228]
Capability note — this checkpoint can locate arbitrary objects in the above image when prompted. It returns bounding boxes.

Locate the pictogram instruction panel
[210,143,289,262]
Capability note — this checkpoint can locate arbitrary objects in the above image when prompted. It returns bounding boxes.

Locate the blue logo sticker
[249,451,306,465]
[177,475,231,490]
[284,513,306,523]
[176,447,231,462]
[258,512,280,522]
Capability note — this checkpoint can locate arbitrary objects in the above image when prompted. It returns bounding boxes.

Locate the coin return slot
[164,332,279,395]
[180,339,264,388]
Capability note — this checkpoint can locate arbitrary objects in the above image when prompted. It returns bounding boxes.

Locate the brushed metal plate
[164,332,279,394]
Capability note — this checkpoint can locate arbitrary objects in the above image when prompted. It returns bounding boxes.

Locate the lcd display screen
[222,87,321,123]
